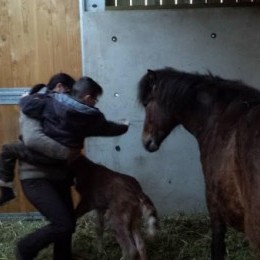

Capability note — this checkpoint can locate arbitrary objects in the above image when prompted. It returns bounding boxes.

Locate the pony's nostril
[145,139,152,149]
[142,138,149,149]
[143,138,158,152]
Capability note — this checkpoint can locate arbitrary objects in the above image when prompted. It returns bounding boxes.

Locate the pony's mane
[138,67,260,112]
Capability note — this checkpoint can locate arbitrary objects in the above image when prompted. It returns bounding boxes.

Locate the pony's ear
[147,69,156,83]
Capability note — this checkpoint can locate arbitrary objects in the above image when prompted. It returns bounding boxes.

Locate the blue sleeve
[19,94,47,119]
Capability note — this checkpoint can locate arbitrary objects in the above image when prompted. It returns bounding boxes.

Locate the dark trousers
[0,142,65,182]
[17,178,75,260]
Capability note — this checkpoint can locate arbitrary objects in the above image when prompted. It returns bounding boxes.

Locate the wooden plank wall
[0,0,82,213]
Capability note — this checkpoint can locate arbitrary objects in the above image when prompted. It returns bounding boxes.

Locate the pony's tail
[29,84,46,95]
[140,193,159,238]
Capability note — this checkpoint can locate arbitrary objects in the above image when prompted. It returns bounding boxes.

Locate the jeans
[17,178,75,260]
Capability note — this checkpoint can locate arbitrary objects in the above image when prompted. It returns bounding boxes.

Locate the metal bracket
[0,87,31,105]
[82,0,105,12]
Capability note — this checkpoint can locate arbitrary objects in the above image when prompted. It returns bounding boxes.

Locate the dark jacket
[20,93,128,149]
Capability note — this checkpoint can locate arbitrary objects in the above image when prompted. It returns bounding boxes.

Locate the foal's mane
[138,67,260,112]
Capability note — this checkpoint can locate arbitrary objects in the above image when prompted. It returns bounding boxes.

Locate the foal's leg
[111,215,138,260]
[210,214,227,260]
[94,209,105,253]
[132,229,147,260]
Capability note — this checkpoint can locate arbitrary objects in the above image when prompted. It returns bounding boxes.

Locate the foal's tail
[139,193,159,238]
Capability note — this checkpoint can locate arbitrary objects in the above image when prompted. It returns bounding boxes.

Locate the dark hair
[30,73,75,95]
[71,76,103,100]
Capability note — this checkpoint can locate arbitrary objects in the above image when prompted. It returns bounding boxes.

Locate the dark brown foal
[73,156,158,260]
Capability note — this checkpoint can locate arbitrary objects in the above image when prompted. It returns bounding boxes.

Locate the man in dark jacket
[20,76,128,149]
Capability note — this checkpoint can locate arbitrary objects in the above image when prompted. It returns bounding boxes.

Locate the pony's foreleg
[210,214,227,260]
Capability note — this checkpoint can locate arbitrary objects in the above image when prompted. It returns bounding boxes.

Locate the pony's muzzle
[142,135,159,152]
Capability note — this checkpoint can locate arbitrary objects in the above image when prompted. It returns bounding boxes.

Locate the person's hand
[120,119,130,126]
[21,91,29,98]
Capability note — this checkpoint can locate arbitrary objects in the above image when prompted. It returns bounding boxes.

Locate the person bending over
[0,76,129,205]
[16,76,128,259]
[20,76,129,149]
[0,74,128,259]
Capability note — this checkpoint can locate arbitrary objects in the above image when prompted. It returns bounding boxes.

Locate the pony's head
[138,67,260,153]
[138,69,180,152]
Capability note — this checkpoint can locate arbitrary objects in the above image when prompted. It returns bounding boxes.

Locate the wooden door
[0,0,82,214]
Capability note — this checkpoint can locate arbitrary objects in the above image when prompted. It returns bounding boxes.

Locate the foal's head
[138,69,180,152]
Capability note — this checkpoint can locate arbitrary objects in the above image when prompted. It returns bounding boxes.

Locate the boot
[15,245,34,260]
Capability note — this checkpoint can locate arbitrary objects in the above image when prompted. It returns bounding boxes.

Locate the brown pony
[138,67,260,259]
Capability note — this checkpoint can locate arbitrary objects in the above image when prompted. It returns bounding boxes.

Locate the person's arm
[85,112,129,137]
[93,119,129,136]
[20,112,70,160]
[19,94,47,119]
